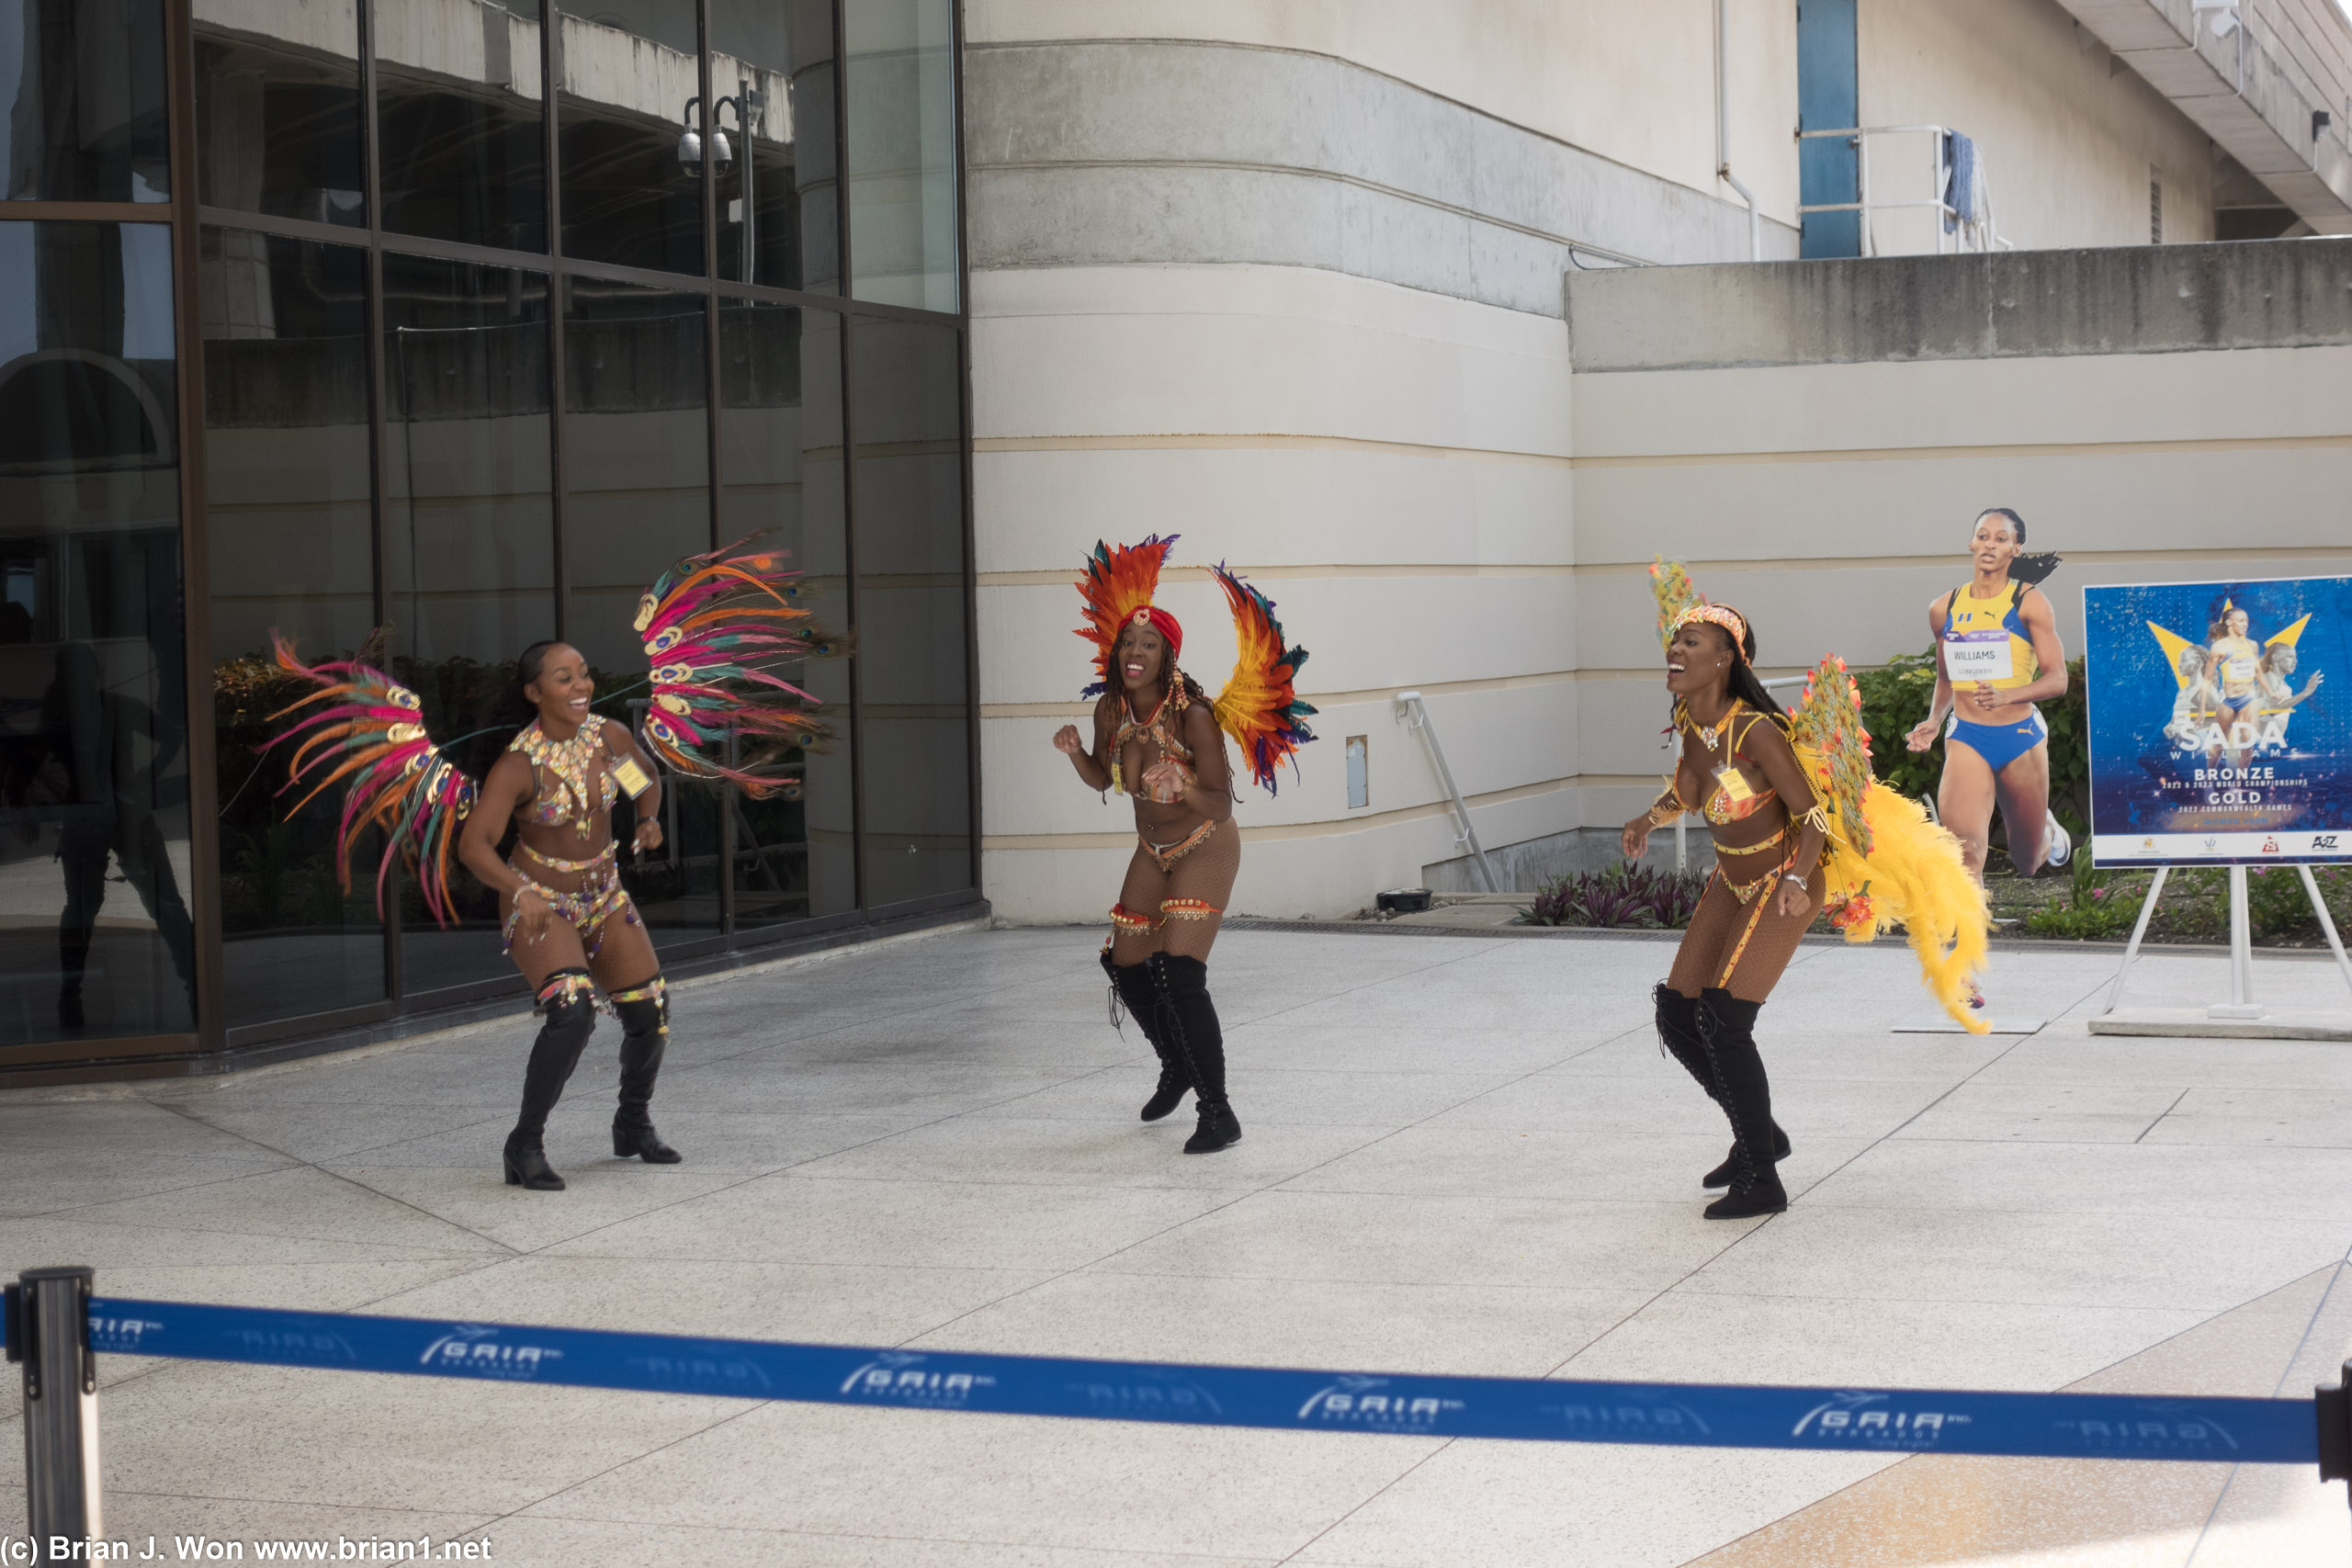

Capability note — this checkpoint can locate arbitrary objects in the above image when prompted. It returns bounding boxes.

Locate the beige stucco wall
[1569,337,2352,827]
[1859,0,2219,253]
[971,264,1579,922]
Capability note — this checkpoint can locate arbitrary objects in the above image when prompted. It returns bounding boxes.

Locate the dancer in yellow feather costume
[1625,561,1990,1219]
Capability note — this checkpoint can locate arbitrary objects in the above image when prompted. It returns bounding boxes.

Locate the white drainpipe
[1716,0,1763,261]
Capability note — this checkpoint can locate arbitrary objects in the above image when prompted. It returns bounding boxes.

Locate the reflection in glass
[193,0,365,228]
[381,252,555,991]
[1,0,169,201]
[556,0,702,274]
[843,0,957,312]
[376,0,547,253]
[200,229,385,1030]
[721,300,851,924]
[851,314,969,906]
[709,0,835,292]
[562,276,716,941]
[0,221,195,1046]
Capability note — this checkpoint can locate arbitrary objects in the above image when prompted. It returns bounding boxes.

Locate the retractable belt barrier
[12,1269,2352,1560]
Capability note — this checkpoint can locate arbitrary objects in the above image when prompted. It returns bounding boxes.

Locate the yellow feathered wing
[1786,655,1989,1033]
[1802,759,1992,1033]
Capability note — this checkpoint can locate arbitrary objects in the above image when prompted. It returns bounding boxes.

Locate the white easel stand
[2089,864,2352,1041]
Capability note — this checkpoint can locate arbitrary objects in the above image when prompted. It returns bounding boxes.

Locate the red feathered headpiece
[1127,604,1182,662]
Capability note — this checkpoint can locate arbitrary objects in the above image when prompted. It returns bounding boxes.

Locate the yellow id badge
[610,756,654,799]
[1713,764,1756,806]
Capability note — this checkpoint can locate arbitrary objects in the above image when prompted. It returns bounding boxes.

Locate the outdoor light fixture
[677,96,733,173]
[680,84,771,276]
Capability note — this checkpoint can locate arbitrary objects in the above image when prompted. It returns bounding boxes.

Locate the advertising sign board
[2085,576,2348,867]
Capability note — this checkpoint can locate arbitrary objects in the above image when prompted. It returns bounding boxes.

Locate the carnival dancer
[1905,509,2071,884]
[266,542,821,1190]
[1052,536,1315,1154]
[1629,560,1989,1219]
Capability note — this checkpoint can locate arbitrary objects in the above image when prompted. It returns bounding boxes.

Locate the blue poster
[2085,576,2349,866]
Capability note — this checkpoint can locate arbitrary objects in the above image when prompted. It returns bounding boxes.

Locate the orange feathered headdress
[1074,535,1180,697]
[1072,536,1318,794]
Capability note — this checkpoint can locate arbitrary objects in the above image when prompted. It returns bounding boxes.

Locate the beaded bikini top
[1109,683,1195,795]
[510,719,617,837]
[1677,699,1781,825]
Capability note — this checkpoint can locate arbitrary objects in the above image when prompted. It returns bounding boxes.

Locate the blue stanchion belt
[80,1295,2318,1464]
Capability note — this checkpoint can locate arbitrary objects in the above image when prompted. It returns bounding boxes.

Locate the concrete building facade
[966,0,2352,923]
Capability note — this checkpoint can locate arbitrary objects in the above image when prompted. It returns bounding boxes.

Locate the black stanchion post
[6,1268,102,1559]
[2317,1360,2352,1507]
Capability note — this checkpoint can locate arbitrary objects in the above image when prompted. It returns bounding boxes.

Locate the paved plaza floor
[6,923,2352,1565]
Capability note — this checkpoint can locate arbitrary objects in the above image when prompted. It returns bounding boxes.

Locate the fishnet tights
[1109,818,1242,964]
[1666,863,1826,1002]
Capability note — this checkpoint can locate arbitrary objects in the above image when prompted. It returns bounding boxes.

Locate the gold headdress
[1654,558,1992,1032]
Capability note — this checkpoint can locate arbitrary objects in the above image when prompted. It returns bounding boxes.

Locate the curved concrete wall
[967,39,1798,316]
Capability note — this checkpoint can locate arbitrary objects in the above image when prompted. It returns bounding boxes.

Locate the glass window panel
[709,0,835,292]
[200,228,386,1029]
[376,0,547,253]
[843,0,956,312]
[380,251,555,994]
[720,299,850,925]
[561,275,716,942]
[1,0,169,202]
[851,313,968,906]
[555,0,702,275]
[0,220,195,1047]
[193,0,365,229]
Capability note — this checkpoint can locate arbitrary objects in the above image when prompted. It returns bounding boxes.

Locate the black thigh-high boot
[1695,988,1787,1218]
[1657,985,1790,1190]
[1104,948,1189,1121]
[1148,953,1239,1153]
[506,969,598,1190]
[611,976,682,1164]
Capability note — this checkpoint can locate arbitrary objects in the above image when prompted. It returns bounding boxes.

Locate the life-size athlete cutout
[1905,509,2070,883]
[266,542,823,1190]
[1629,561,1990,1219]
[1052,536,1315,1155]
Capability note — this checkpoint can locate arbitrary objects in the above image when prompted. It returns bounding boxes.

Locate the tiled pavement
[5,924,2352,1566]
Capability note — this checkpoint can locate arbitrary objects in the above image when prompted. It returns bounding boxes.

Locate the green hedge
[1850,649,2088,834]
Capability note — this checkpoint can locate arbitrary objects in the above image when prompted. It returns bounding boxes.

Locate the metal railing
[1395,691,1499,893]
[1797,124,2011,256]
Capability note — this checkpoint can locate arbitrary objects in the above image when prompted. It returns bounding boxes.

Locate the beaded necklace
[512,718,604,840]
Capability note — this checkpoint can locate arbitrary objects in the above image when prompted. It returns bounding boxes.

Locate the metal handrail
[1395,691,1499,893]
[1796,123,2011,255]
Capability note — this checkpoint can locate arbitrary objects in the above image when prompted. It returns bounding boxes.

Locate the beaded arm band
[1646,778,1690,827]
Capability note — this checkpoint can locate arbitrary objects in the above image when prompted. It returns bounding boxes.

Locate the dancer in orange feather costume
[1052,536,1316,1153]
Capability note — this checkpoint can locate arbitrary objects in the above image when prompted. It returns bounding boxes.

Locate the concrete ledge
[1566,239,2352,371]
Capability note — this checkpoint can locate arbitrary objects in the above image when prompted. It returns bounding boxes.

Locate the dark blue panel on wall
[1798,0,1860,259]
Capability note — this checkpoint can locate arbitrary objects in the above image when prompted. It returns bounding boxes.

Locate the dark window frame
[0,0,977,1072]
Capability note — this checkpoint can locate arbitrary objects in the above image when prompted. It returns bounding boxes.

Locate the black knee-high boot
[1695,987,1787,1219]
[506,970,598,1190]
[1657,985,1790,1190]
[1104,948,1189,1121]
[612,976,682,1164]
[1149,953,1239,1153]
